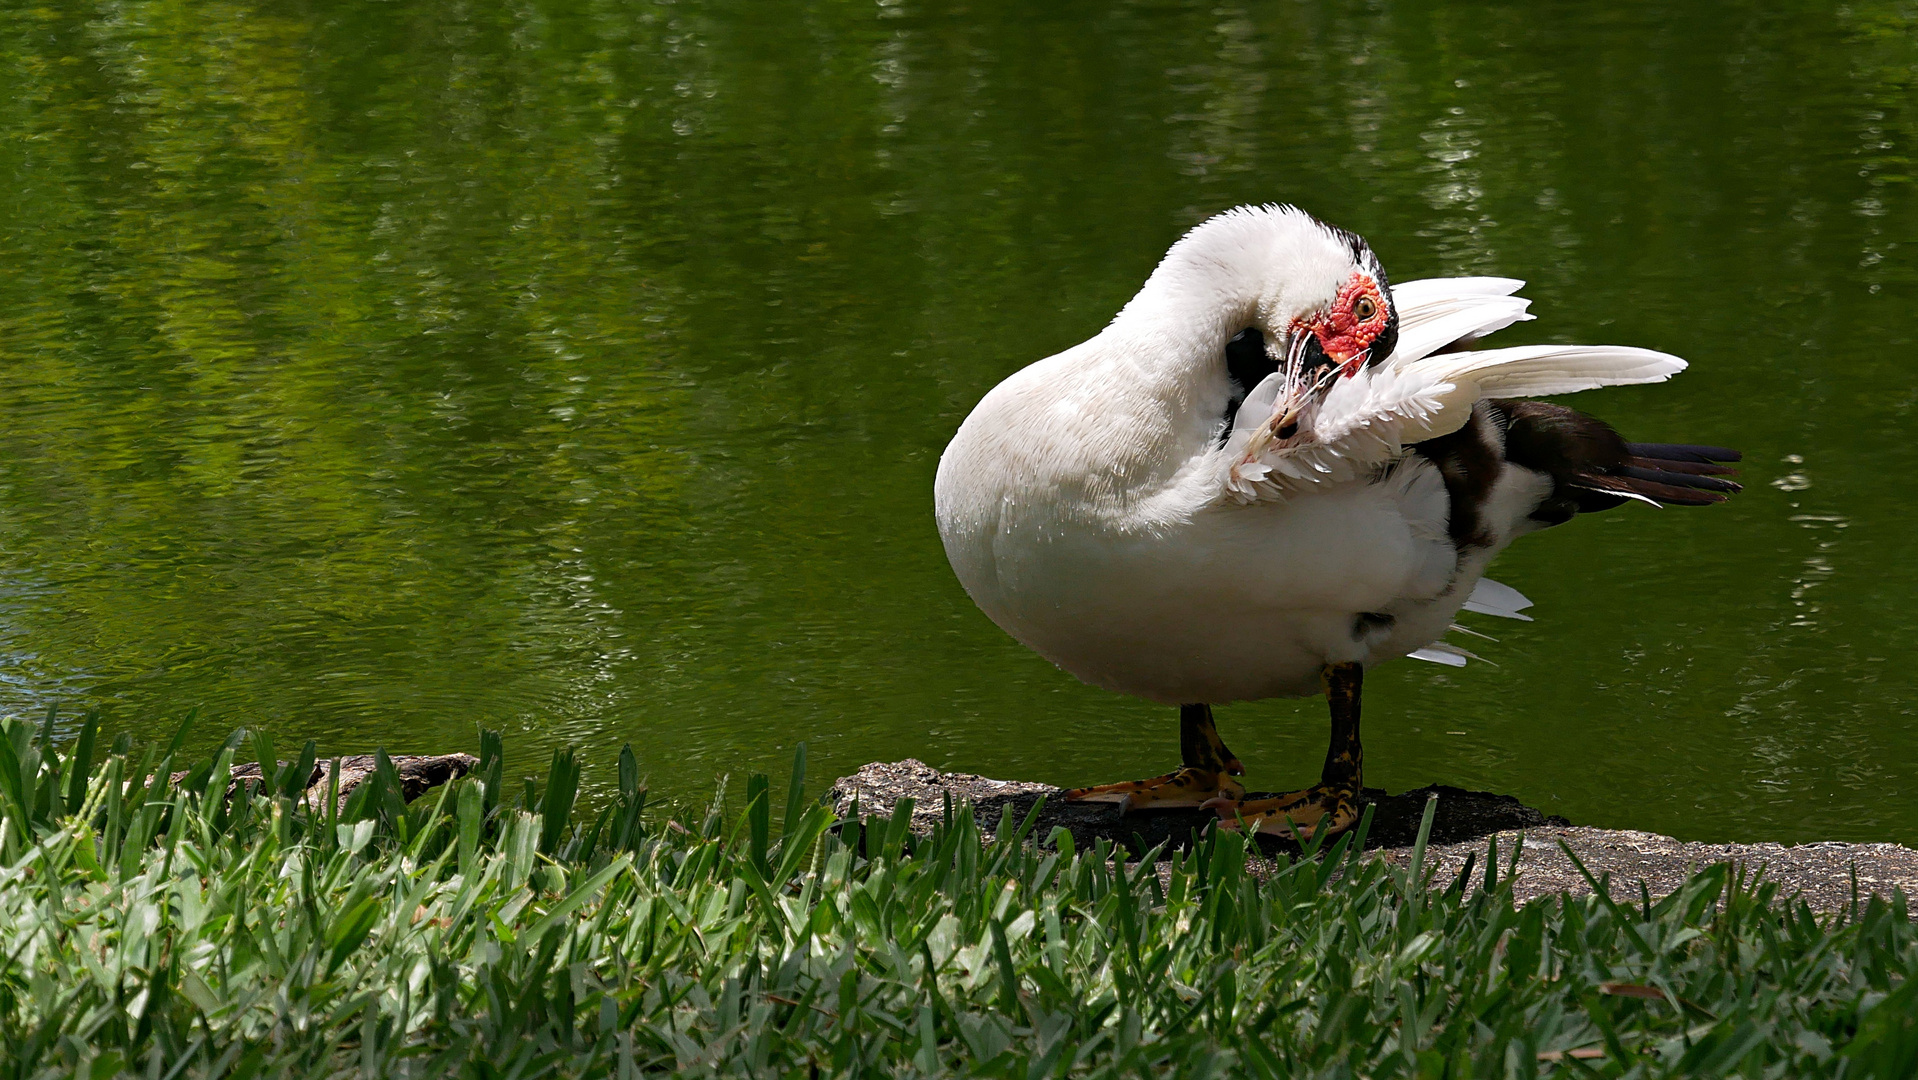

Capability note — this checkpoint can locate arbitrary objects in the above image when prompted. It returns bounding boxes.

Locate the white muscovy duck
[933,204,1739,838]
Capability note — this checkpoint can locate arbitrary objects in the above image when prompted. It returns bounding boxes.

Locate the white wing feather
[1389,276,1524,313]
[1389,296,1534,367]
[1407,578,1534,666]
[1222,279,1687,501]
[1423,344,1687,399]
[1460,577,1533,621]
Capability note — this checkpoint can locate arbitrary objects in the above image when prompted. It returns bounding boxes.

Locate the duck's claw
[1204,785,1361,840]
[1064,767,1246,812]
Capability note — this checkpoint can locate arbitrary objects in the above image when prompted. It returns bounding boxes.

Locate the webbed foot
[1062,703,1244,812]
[1065,766,1245,811]
[1204,784,1360,839]
[1205,661,1367,842]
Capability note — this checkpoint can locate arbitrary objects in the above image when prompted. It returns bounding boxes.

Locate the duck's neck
[1105,206,1348,384]
[1103,262,1256,391]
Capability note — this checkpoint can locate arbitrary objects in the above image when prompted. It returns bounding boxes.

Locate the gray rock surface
[830,760,1918,910]
[1398,828,1918,911]
[174,752,479,810]
[303,753,480,810]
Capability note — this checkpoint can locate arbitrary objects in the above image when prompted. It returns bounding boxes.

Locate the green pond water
[1,0,1914,843]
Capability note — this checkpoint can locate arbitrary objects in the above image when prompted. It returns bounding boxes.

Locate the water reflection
[0,0,1914,842]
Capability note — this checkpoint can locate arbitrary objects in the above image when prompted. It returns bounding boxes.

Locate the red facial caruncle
[1290,272,1389,378]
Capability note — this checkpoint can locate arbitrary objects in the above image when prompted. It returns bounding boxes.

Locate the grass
[0,713,1913,1077]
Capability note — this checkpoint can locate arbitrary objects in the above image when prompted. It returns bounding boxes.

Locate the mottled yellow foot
[1205,785,1361,839]
[1064,767,1247,811]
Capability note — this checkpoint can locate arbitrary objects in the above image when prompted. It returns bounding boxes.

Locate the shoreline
[831,758,1918,910]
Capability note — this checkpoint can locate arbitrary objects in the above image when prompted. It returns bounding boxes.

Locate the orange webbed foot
[1204,784,1361,840]
[1063,766,1246,812]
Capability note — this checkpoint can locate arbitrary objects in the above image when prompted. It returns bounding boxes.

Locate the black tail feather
[1573,473,1730,507]
[1625,455,1738,477]
[1493,400,1742,522]
[1604,443,1744,505]
[1624,442,1742,464]
[1619,464,1742,494]
[1414,401,1742,547]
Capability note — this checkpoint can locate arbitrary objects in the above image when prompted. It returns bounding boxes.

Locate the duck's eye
[1354,296,1378,322]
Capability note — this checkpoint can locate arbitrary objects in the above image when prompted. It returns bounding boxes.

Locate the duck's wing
[1222,278,1687,500]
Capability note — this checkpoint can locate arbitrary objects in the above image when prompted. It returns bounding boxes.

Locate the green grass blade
[745,773,772,878]
[62,712,100,815]
[478,728,504,814]
[164,710,197,758]
[1405,793,1439,893]
[282,740,319,800]
[249,730,278,795]
[0,723,30,846]
[781,742,808,840]
[539,747,580,855]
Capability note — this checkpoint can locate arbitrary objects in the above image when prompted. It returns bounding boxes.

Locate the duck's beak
[1268,331,1341,442]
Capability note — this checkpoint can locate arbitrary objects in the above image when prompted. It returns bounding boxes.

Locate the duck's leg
[1206,662,1364,839]
[1062,704,1247,810]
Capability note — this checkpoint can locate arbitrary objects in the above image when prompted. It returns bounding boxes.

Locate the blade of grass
[781,742,808,840]
[62,712,99,815]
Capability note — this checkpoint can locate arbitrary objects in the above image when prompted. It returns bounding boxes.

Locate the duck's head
[1231,265,1399,445]
[1119,205,1399,447]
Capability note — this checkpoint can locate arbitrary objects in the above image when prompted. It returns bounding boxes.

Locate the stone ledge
[829,760,1918,911]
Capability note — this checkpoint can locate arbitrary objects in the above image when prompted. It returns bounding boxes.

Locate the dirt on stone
[830,759,1918,911]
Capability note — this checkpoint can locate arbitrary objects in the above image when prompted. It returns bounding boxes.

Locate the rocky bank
[830,759,1918,911]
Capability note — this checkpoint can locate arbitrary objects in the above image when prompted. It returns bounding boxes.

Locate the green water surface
[2,0,1914,842]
